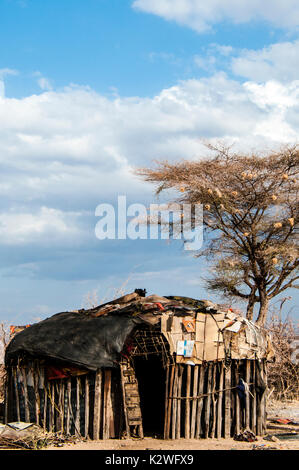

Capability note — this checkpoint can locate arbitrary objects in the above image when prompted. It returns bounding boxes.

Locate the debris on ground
[233,429,257,442]
[0,422,82,449]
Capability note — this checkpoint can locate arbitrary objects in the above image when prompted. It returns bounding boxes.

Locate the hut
[4,290,274,440]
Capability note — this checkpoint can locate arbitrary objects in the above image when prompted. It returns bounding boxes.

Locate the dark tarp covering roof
[5,311,142,370]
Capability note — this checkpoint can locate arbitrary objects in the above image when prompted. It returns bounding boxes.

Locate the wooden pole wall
[5,359,268,439]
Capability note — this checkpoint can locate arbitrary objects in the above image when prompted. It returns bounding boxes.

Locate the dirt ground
[44,400,299,451]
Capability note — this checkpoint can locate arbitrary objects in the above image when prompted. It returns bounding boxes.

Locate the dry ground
[45,400,299,451]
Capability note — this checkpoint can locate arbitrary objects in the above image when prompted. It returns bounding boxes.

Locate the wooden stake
[210,363,217,438]
[22,368,30,423]
[185,365,191,439]
[165,364,174,439]
[195,364,205,439]
[13,367,20,422]
[176,365,183,439]
[103,370,112,439]
[245,360,250,430]
[93,370,102,440]
[42,369,48,431]
[216,362,224,438]
[224,365,231,438]
[85,375,90,438]
[190,365,199,438]
[65,378,71,435]
[33,369,41,425]
[171,365,178,439]
[163,365,170,439]
[251,361,256,434]
[75,377,81,436]
[234,362,240,435]
[204,363,212,438]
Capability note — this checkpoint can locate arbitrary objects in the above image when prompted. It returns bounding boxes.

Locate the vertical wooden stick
[42,369,48,431]
[185,365,191,439]
[33,369,40,425]
[176,365,183,439]
[204,363,212,438]
[210,363,217,438]
[13,367,20,422]
[85,375,90,438]
[65,378,71,435]
[190,365,199,438]
[245,360,250,430]
[216,362,224,438]
[171,365,178,439]
[251,361,256,434]
[103,369,112,439]
[234,362,240,435]
[22,368,30,423]
[165,364,175,439]
[224,365,231,438]
[93,370,102,440]
[195,364,205,439]
[75,377,81,436]
[163,365,170,439]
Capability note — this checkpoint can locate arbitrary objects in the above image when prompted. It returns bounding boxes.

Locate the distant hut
[4,290,274,439]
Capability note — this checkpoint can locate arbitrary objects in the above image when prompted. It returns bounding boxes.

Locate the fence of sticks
[4,355,268,440]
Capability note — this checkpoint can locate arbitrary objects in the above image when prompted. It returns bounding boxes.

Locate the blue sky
[0,0,298,325]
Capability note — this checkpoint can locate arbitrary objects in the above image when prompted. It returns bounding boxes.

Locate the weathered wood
[33,369,41,425]
[262,360,267,435]
[245,360,250,430]
[234,362,240,435]
[85,375,90,438]
[190,365,199,438]
[165,364,175,439]
[163,365,170,439]
[75,377,81,436]
[65,378,71,435]
[195,364,205,439]
[210,363,217,438]
[171,365,178,439]
[49,382,55,432]
[224,365,231,438]
[42,369,48,431]
[204,363,212,438]
[57,380,65,432]
[4,372,9,424]
[216,362,224,438]
[22,368,30,423]
[103,369,113,439]
[93,370,102,440]
[176,365,183,439]
[184,365,191,438]
[251,361,257,434]
[13,367,20,422]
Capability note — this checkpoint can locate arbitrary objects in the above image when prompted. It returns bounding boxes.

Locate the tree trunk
[256,295,269,326]
[246,291,256,321]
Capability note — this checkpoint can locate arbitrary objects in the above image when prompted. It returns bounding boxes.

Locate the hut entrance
[128,326,170,437]
[133,354,166,437]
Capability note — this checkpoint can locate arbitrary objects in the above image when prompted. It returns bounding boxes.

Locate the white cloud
[0,74,299,246]
[132,0,299,32]
[0,207,84,245]
[232,40,299,82]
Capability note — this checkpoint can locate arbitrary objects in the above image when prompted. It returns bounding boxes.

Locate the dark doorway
[133,355,166,437]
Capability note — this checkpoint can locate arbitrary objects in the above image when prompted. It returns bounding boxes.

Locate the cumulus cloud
[132,0,299,32]
[0,74,299,250]
[0,207,85,245]
[232,40,299,82]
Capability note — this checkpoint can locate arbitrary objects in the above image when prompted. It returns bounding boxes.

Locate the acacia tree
[137,144,299,325]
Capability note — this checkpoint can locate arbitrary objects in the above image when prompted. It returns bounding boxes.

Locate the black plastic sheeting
[5,311,142,370]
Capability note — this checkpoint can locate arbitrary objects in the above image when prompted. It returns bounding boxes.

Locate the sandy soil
[45,400,299,451]
[45,434,299,451]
